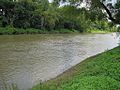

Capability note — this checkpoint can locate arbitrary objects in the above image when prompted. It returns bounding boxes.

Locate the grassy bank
[32,46,120,90]
[0,27,116,35]
[0,27,80,35]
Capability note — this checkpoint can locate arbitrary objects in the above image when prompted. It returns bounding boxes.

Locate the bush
[13,20,30,29]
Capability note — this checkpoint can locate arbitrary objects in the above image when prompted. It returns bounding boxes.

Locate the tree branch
[100,2,116,22]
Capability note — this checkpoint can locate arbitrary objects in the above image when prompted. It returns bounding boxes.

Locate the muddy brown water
[0,33,120,90]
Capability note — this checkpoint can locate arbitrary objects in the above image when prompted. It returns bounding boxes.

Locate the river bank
[32,46,120,90]
[0,27,115,35]
[0,33,119,90]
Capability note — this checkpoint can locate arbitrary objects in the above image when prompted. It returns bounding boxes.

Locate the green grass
[86,27,118,34]
[0,27,80,35]
[32,46,120,90]
[0,26,117,35]
[87,29,110,34]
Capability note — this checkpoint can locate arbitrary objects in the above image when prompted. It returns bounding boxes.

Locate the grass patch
[0,27,80,35]
[87,29,110,34]
[0,26,117,35]
[86,26,118,34]
[32,46,120,90]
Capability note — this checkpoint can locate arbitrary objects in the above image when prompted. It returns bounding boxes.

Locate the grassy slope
[32,46,120,90]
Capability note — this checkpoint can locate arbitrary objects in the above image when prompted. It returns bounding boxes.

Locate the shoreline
[32,46,120,90]
[0,27,114,35]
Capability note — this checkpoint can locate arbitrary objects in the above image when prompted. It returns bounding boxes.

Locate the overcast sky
[48,0,117,6]
[48,0,53,3]
[48,0,117,3]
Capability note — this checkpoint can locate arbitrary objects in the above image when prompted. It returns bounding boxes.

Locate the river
[0,33,120,90]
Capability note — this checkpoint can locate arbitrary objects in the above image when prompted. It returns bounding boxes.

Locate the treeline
[0,0,118,33]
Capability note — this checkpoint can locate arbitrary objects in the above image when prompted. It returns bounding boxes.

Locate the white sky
[49,0,117,3]
[48,0,53,3]
[48,0,117,6]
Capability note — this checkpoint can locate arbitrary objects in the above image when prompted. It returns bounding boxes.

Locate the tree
[0,0,15,27]
[53,0,120,24]
[115,1,120,24]
[30,0,60,30]
[13,0,36,28]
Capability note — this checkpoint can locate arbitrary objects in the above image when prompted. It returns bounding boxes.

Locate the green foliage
[0,27,80,34]
[0,0,119,34]
[87,21,118,33]
[13,0,36,28]
[115,1,120,23]
[12,84,19,90]
[0,26,15,35]
[60,76,120,90]
[56,6,88,32]
[88,8,107,21]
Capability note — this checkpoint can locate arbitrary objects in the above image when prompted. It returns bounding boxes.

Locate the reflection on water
[0,33,120,90]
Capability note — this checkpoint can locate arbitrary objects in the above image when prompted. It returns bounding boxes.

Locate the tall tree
[13,0,36,28]
[53,0,120,24]
[0,0,15,27]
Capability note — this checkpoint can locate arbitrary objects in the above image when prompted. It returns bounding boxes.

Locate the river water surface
[0,33,120,90]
